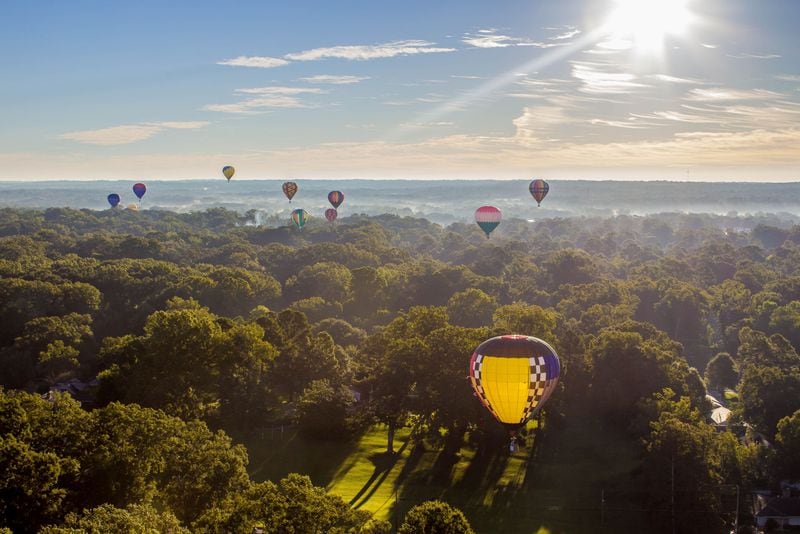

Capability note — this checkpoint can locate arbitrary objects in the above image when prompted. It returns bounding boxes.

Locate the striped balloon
[328,190,344,208]
[475,205,502,238]
[282,181,298,202]
[291,208,308,229]
[529,179,549,207]
[325,208,338,222]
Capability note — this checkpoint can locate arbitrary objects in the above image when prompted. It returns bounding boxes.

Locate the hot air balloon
[325,208,338,222]
[107,194,121,208]
[283,182,298,203]
[126,203,139,211]
[328,191,344,209]
[529,179,549,207]
[469,335,560,450]
[222,166,235,182]
[291,208,308,229]
[132,183,147,201]
[475,206,501,238]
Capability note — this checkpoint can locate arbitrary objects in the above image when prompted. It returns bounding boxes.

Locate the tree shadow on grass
[350,438,410,509]
[243,426,362,488]
[426,428,468,485]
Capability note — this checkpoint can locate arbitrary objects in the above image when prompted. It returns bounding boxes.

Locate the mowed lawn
[242,416,642,534]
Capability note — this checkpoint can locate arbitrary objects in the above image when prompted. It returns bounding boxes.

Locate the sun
[604,0,693,54]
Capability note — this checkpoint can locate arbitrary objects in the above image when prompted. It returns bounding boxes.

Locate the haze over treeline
[2,180,799,225]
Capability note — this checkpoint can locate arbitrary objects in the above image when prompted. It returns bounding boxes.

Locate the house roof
[710,405,731,424]
[756,498,800,518]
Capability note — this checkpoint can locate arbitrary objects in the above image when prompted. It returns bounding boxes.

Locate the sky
[1,0,798,181]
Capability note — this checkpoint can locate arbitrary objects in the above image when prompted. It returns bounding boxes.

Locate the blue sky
[1,0,798,181]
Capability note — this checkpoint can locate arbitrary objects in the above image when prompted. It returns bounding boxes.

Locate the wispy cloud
[285,40,454,61]
[701,43,718,49]
[727,52,781,60]
[633,101,800,130]
[462,29,566,49]
[218,39,454,68]
[712,103,800,129]
[513,105,575,138]
[398,121,454,129]
[451,75,485,80]
[217,56,289,68]
[298,74,370,84]
[508,77,571,98]
[649,74,706,84]
[383,93,448,106]
[59,121,208,145]
[685,88,785,102]
[234,86,325,95]
[462,31,526,48]
[571,61,649,94]
[589,118,655,129]
[550,27,581,40]
[204,87,325,113]
[225,125,800,179]
[776,75,800,82]
[633,110,718,124]
[584,38,634,55]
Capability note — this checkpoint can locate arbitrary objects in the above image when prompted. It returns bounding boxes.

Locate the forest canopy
[1,206,800,533]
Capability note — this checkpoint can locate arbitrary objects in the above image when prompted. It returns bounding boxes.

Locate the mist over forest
[2,180,799,225]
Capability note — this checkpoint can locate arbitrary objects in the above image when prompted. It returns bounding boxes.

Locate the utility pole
[671,454,676,534]
[600,489,605,531]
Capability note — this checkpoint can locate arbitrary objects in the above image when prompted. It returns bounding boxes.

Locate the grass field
[242,415,644,534]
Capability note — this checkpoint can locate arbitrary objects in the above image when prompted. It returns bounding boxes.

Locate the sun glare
[605,0,692,54]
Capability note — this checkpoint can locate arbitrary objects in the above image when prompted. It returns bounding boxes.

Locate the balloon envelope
[325,208,338,222]
[475,206,501,238]
[222,166,235,181]
[529,179,549,207]
[328,191,344,209]
[107,193,121,208]
[132,183,147,200]
[283,181,298,202]
[291,208,308,229]
[469,335,560,431]
[126,203,139,211]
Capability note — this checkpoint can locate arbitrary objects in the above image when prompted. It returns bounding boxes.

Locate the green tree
[542,248,601,287]
[348,266,388,320]
[285,261,354,305]
[0,435,77,533]
[446,289,497,328]
[652,279,710,366]
[492,303,557,340]
[775,409,800,479]
[416,325,488,444]
[296,379,356,439]
[98,305,277,425]
[39,503,188,534]
[398,500,475,534]
[585,330,675,427]
[769,301,800,349]
[313,318,366,347]
[739,364,800,438]
[737,327,800,369]
[705,352,738,390]
[640,391,725,534]
[194,475,370,534]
